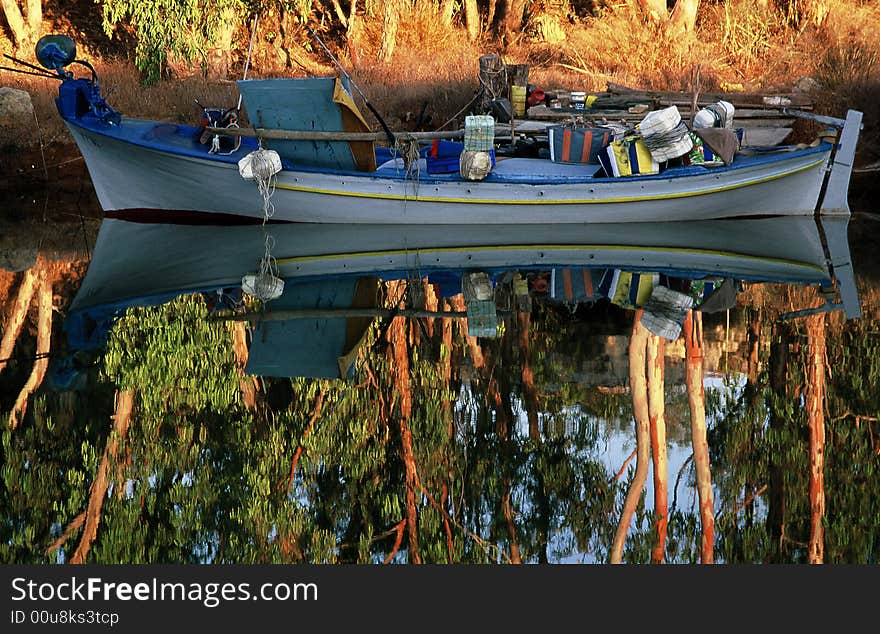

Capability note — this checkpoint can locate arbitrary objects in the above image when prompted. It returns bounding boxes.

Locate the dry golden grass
[4,0,880,156]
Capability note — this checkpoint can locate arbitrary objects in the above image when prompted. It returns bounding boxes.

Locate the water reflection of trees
[2,268,880,564]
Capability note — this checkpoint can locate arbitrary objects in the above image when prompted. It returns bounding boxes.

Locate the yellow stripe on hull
[276,243,826,274]
[275,158,827,205]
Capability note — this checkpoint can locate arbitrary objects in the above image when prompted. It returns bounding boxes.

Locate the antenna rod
[3,53,63,77]
[0,65,59,79]
[236,12,259,111]
[306,26,396,146]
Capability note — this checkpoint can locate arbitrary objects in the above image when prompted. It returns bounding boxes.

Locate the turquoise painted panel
[237,77,358,170]
[245,278,358,378]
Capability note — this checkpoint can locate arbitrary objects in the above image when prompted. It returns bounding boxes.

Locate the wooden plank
[607,81,814,108]
[208,127,466,141]
[739,127,792,146]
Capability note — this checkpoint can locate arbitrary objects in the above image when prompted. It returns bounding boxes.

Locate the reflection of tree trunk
[747,308,761,389]
[283,390,325,494]
[399,414,422,564]
[611,313,651,564]
[70,390,134,564]
[230,321,258,410]
[388,311,421,563]
[0,266,38,377]
[501,476,521,563]
[685,311,714,564]
[647,332,667,564]
[805,313,826,564]
[767,321,790,561]
[488,344,522,564]
[424,281,438,338]
[518,311,541,441]
[441,299,454,437]
[451,294,485,369]
[440,484,454,562]
[9,272,52,430]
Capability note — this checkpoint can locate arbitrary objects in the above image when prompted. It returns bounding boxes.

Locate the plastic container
[693,100,735,129]
[464,115,495,151]
[511,85,527,116]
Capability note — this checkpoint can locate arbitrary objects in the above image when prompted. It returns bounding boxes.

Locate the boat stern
[819,109,863,216]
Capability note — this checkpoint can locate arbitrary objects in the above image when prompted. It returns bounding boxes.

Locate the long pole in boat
[306,25,397,147]
[236,13,259,112]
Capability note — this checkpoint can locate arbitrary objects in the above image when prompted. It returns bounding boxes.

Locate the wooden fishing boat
[33,37,864,225]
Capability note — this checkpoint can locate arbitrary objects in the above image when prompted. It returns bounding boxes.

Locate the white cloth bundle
[637,106,693,162]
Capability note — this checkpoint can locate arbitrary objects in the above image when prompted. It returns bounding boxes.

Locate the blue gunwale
[65,112,833,186]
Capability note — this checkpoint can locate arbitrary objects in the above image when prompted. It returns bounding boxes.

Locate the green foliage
[6,280,880,564]
[99,0,248,82]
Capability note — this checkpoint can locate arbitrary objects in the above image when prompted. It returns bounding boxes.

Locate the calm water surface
[2,202,880,564]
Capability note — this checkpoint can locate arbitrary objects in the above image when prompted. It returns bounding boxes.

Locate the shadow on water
[2,207,880,564]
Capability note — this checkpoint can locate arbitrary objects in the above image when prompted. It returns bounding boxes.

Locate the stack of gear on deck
[636,106,693,162]
[461,115,495,180]
[598,134,659,177]
[692,100,740,166]
[693,100,735,129]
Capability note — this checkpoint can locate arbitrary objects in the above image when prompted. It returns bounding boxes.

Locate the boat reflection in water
[65,214,859,379]
[53,214,862,564]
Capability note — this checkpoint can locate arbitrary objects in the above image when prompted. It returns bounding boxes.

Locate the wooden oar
[206,126,466,142]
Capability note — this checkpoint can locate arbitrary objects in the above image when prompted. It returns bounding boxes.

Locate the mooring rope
[246,146,283,302]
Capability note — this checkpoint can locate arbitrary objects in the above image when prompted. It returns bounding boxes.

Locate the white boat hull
[67,122,835,224]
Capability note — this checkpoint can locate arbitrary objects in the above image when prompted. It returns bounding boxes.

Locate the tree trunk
[805,313,826,564]
[647,331,667,564]
[611,312,651,564]
[636,0,667,22]
[70,390,134,564]
[684,311,714,564]
[669,0,700,32]
[0,266,38,377]
[500,0,527,41]
[347,0,361,64]
[8,270,51,430]
[0,0,42,53]
[463,0,480,41]
[440,0,456,25]
[486,0,497,30]
[205,6,237,79]
[377,0,400,61]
